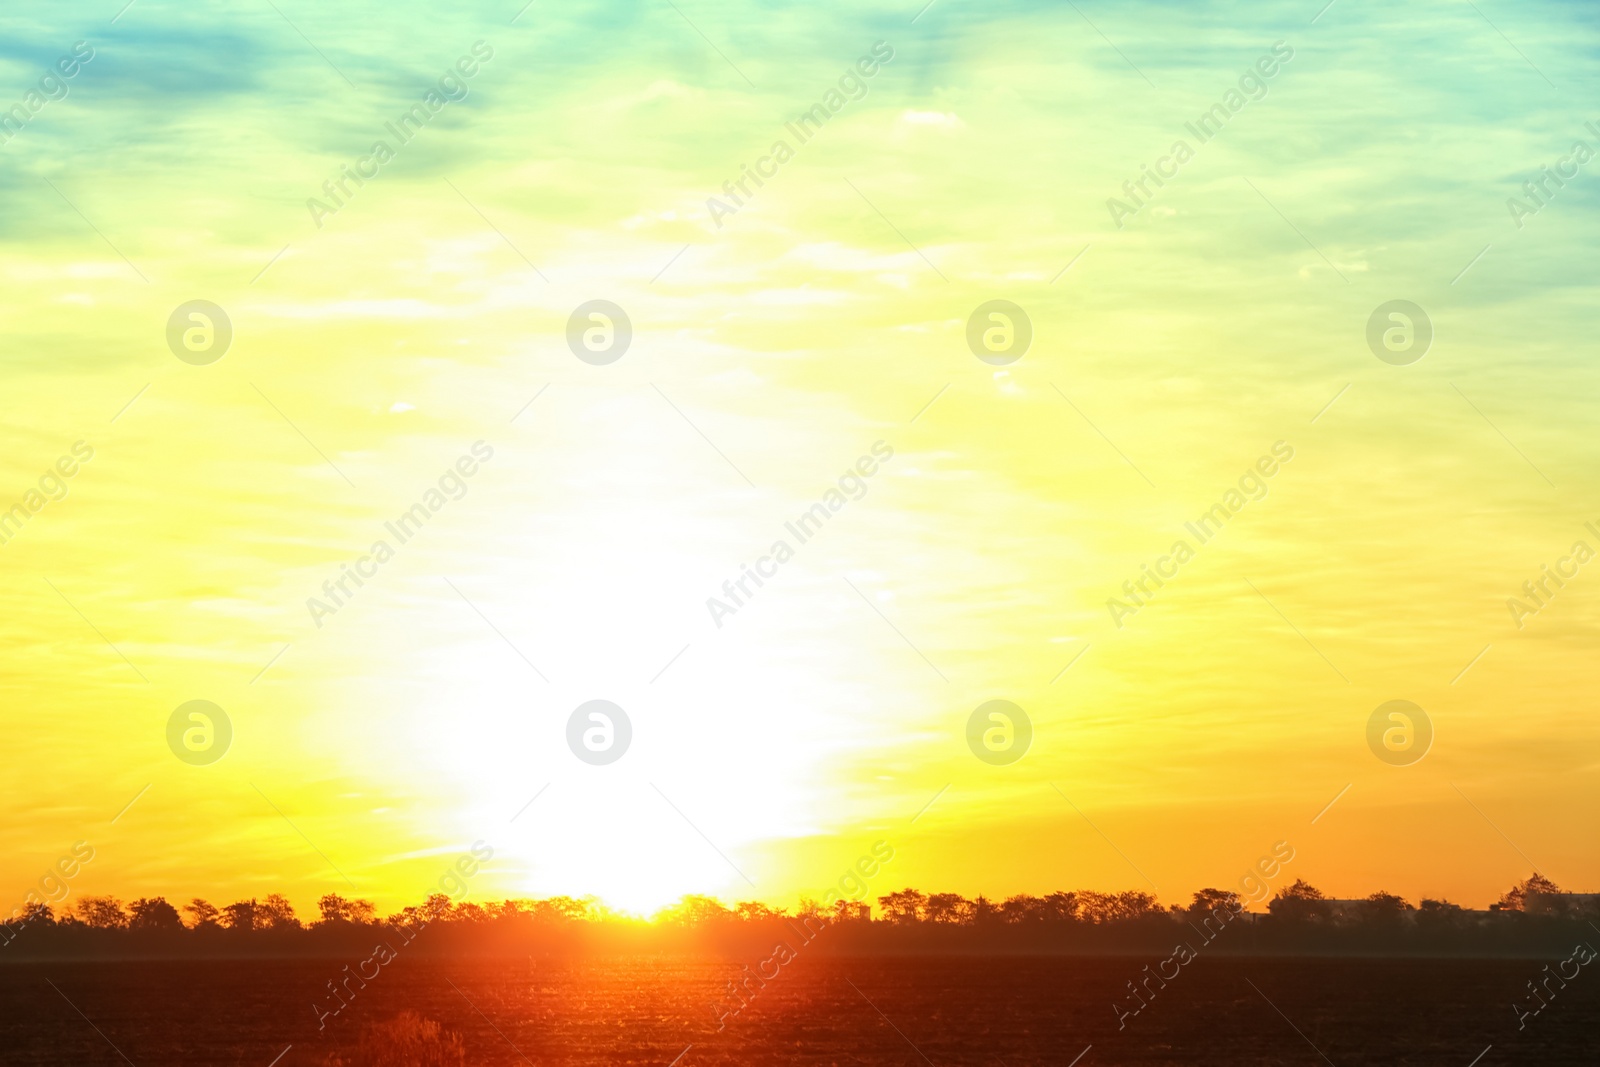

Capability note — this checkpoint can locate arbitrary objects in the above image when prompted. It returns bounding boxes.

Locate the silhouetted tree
[923,893,969,924]
[384,893,457,932]
[1077,892,1117,923]
[529,897,590,923]
[1000,895,1044,924]
[1079,891,1160,923]
[1496,874,1562,914]
[258,893,300,930]
[128,897,183,932]
[1189,888,1243,919]
[734,901,785,922]
[877,889,926,924]
[451,902,491,924]
[1416,898,1467,934]
[74,897,128,929]
[183,899,221,929]
[657,895,731,926]
[1113,891,1161,920]
[1361,892,1413,925]
[317,894,378,925]
[1268,880,1331,923]
[831,900,870,924]
[796,897,828,925]
[1042,891,1079,921]
[222,899,258,931]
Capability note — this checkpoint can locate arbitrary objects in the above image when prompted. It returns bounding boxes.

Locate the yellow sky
[1,0,1597,917]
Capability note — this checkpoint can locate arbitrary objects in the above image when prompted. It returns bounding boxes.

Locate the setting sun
[4,0,1598,1063]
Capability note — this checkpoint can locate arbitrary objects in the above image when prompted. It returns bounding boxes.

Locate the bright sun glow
[2,1,1596,925]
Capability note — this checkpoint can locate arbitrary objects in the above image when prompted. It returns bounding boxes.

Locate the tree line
[2,874,1590,959]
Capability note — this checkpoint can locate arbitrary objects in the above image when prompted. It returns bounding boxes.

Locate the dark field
[2,955,1593,1065]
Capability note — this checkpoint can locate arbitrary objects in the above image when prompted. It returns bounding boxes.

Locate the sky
[1,0,1597,919]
